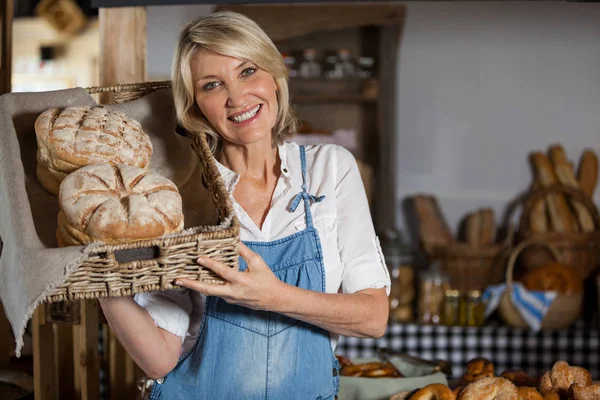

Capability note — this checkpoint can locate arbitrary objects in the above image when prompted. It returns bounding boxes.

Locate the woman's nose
[226,83,247,108]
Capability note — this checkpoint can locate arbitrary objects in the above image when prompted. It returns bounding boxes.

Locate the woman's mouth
[228,105,261,124]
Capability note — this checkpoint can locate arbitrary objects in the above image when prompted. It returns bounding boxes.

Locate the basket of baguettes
[517,144,600,281]
[389,357,599,400]
[407,195,512,292]
[37,81,240,303]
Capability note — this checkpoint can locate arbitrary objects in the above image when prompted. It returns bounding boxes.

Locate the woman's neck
[218,141,280,182]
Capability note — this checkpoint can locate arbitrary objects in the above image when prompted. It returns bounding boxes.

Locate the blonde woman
[99,11,390,400]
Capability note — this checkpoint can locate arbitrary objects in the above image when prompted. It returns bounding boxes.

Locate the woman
[100,11,390,400]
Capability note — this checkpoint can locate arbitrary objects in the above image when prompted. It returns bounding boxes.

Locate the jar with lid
[381,228,416,323]
[442,289,460,326]
[417,261,450,325]
[299,48,321,79]
[464,290,485,327]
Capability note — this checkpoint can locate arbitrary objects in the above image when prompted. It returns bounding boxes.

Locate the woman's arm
[176,244,389,338]
[99,297,182,379]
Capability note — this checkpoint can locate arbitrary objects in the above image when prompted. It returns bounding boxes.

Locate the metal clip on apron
[150,145,340,400]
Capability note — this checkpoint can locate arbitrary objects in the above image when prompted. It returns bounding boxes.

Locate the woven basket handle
[519,184,600,231]
[505,238,562,287]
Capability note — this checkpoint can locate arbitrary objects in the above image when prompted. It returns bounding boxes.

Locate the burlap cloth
[0,87,221,356]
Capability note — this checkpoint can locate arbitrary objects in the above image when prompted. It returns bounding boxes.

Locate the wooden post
[72,300,100,400]
[99,7,147,102]
[98,6,147,398]
[32,305,58,400]
[0,0,13,94]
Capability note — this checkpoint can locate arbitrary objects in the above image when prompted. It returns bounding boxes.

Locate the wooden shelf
[293,95,376,104]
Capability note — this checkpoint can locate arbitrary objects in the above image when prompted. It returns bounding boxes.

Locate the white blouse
[134,141,390,353]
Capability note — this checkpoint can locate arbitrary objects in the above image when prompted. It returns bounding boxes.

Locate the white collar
[214,142,291,194]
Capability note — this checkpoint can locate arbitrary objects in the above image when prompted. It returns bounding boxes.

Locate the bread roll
[521,262,583,294]
[577,149,598,198]
[548,144,594,232]
[35,106,153,195]
[528,152,577,233]
[57,163,184,246]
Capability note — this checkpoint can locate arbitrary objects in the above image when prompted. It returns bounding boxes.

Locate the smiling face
[190,49,279,149]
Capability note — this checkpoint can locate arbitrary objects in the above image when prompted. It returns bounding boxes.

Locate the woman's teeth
[230,105,260,123]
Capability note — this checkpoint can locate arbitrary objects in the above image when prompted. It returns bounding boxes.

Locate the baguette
[548,144,595,232]
[528,182,549,233]
[464,208,496,246]
[410,195,455,252]
[577,149,599,198]
[528,152,577,233]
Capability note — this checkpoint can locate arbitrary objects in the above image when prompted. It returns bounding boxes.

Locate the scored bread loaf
[528,152,577,233]
[548,144,595,232]
[35,106,153,195]
[410,195,455,252]
[57,163,184,246]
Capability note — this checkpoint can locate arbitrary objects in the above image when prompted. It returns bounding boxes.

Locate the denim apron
[149,145,340,400]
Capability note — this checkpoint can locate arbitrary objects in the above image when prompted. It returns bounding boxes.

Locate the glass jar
[381,228,416,323]
[465,290,485,327]
[299,48,321,79]
[418,261,450,325]
[442,289,460,326]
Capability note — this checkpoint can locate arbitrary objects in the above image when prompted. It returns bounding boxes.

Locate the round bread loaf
[57,163,184,246]
[520,262,583,294]
[35,106,153,195]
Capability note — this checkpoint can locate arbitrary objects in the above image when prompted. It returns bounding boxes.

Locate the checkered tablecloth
[336,320,600,380]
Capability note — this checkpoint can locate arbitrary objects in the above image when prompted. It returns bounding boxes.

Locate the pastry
[35,106,153,195]
[461,357,495,384]
[458,377,518,400]
[500,370,539,387]
[568,383,600,400]
[539,361,592,398]
[410,383,455,400]
[57,163,184,246]
[517,386,543,400]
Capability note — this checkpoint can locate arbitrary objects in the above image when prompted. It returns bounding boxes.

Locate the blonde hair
[172,11,297,151]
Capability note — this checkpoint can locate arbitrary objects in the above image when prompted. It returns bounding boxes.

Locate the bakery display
[35,106,153,195]
[57,163,184,246]
[539,361,592,398]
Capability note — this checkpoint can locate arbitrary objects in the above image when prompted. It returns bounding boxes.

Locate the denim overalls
[150,146,340,399]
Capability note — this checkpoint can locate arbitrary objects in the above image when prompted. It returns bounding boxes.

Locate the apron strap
[289,145,325,228]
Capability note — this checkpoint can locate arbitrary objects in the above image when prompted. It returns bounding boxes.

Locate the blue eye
[203,81,220,91]
[242,67,256,76]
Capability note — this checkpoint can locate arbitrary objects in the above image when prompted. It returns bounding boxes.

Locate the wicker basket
[429,227,513,292]
[516,185,600,281]
[43,81,240,303]
[499,238,583,330]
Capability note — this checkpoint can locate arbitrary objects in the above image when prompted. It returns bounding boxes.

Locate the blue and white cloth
[482,283,558,332]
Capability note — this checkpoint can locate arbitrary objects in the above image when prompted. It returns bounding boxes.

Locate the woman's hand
[175,242,284,311]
